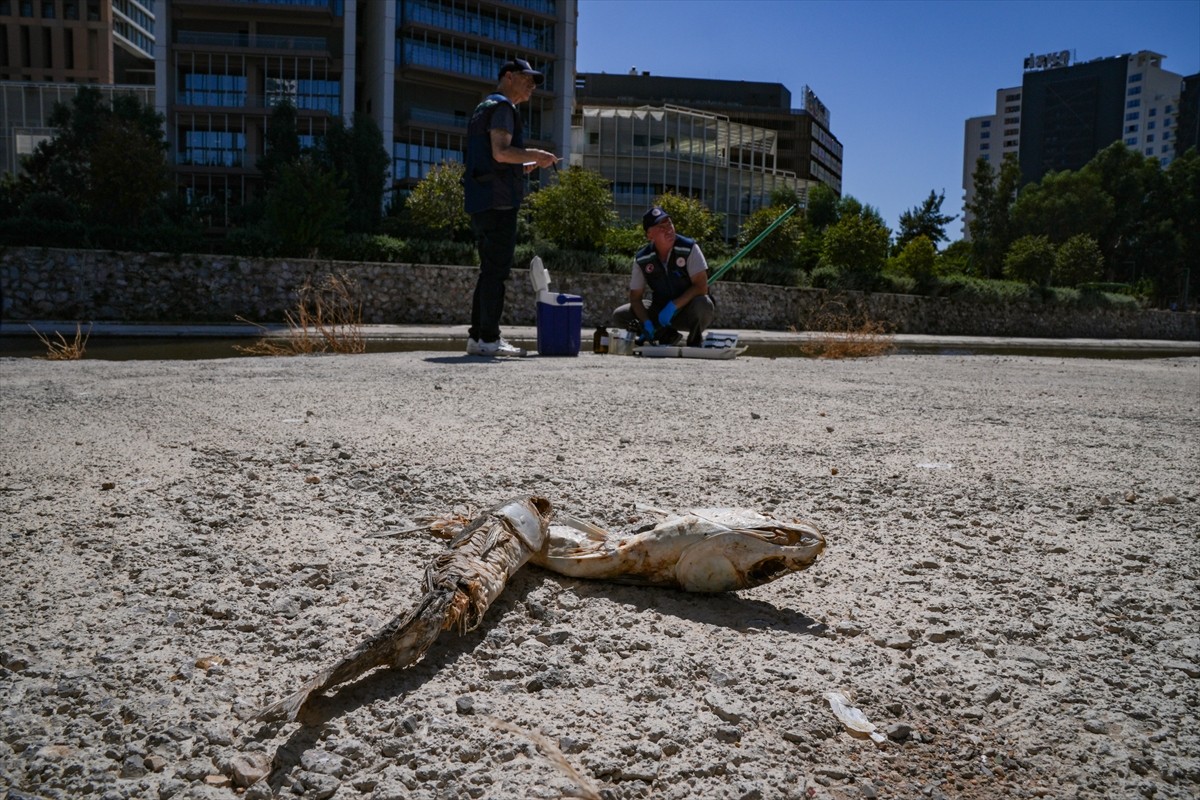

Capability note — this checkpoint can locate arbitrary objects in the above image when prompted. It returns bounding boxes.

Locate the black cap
[499,58,544,86]
[642,206,671,231]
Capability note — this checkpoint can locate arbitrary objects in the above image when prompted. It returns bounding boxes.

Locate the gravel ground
[1,350,1198,800]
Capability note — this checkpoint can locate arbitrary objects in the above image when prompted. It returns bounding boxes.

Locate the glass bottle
[593,322,610,354]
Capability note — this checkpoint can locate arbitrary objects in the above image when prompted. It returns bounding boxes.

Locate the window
[1148,121,1156,130]
[1126,112,1140,121]
[981,120,991,128]
[1164,131,1171,140]
[19,0,33,16]
[64,1,78,19]
[1126,137,1138,145]
[980,131,990,139]
[1147,134,1155,142]
[1004,116,1019,124]
[1126,125,1137,133]
[1004,139,1018,148]
[1145,148,1153,156]
[1005,93,1020,101]
[1004,105,1019,113]
[1149,108,1157,116]
[1128,86,1141,96]
[1165,104,1174,113]
[1004,128,1018,136]
[180,73,247,107]
[181,130,245,167]
[1128,72,1142,82]
[40,0,53,18]
[980,143,990,151]
[1127,99,1140,109]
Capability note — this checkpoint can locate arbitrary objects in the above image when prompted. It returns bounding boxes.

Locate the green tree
[1164,148,1199,307]
[893,234,938,282]
[527,166,616,251]
[258,100,302,193]
[265,155,348,257]
[88,114,170,227]
[938,239,972,276]
[404,160,471,241]
[805,183,840,232]
[320,113,390,234]
[966,154,1020,278]
[820,213,890,273]
[22,87,169,223]
[896,190,957,251]
[654,192,722,243]
[1004,234,1056,286]
[736,203,806,264]
[1054,234,1104,286]
[1011,169,1113,246]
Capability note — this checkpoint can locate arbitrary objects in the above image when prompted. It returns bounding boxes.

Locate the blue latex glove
[637,319,656,344]
[657,301,677,327]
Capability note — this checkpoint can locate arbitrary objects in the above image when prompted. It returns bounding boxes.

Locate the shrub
[1004,234,1055,286]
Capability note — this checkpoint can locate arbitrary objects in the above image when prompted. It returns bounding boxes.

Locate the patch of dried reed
[795,297,895,359]
[31,322,91,360]
[237,274,365,356]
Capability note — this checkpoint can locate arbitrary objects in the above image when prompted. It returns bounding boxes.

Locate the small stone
[144,754,167,773]
[305,475,321,484]
[886,723,912,742]
[1157,494,1179,504]
[230,751,272,787]
[1083,718,1109,734]
[204,774,231,787]
[456,695,476,715]
[750,412,761,420]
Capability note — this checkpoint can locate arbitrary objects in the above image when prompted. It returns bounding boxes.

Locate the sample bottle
[593,323,610,354]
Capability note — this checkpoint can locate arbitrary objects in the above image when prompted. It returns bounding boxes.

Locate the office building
[1,0,155,174]
[961,49,1186,238]
[1176,72,1200,157]
[574,71,838,239]
[1,0,155,84]
[152,0,575,219]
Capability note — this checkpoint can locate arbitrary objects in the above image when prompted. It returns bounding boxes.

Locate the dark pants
[469,207,519,343]
[612,295,716,347]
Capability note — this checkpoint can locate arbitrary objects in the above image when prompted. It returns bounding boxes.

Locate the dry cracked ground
[1,350,1198,800]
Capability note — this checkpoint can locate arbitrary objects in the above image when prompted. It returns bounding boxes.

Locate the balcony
[176,31,329,53]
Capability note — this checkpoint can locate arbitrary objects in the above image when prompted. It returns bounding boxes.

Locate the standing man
[611,206,716,347]
[463,58,560,357]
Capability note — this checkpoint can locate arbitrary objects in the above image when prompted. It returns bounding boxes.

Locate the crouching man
[611,205,716,347]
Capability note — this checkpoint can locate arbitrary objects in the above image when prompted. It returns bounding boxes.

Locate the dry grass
[236,273,365,356]
[31,322,91,360]
[794,297,895,359]
[484,716,602,800]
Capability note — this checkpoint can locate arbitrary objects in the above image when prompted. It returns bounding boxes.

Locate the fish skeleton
[256,496,552,723]
[532,507,824,592]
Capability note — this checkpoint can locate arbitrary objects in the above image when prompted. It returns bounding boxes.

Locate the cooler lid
[530,256,550,293]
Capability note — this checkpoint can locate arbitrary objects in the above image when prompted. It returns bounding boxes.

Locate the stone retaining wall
[1,247,1197,340]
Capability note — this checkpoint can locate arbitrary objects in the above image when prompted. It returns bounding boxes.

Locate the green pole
[707,204,799,285]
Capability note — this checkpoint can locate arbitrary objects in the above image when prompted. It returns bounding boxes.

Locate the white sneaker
[465,337,483,355]
[478,338,528,357]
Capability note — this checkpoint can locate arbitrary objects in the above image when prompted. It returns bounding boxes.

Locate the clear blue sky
[576,0,1200,240]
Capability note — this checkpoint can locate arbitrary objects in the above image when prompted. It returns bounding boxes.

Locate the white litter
[824,691,887,744]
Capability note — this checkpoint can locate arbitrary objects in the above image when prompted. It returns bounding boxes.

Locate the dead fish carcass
[532,507,824,592]
[256,496,553,723]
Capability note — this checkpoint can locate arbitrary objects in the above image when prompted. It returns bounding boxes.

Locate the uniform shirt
[629,242,708,292]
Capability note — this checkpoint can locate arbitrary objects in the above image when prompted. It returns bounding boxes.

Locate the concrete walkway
[5,320,1198,356]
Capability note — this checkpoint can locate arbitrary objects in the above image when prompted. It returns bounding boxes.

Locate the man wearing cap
[611,206,716,347]
[463,58,560,357]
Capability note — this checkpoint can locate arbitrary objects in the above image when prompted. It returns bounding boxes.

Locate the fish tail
[256,588,458,723]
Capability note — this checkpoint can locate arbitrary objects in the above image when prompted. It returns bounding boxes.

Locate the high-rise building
[154,0,575,219]
[961,86,1021,236]
[0,0,155,176]
[574,71,837,239]
[1177,72,1200,157]
[1,0,155,85]
[961,50,1186,239]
